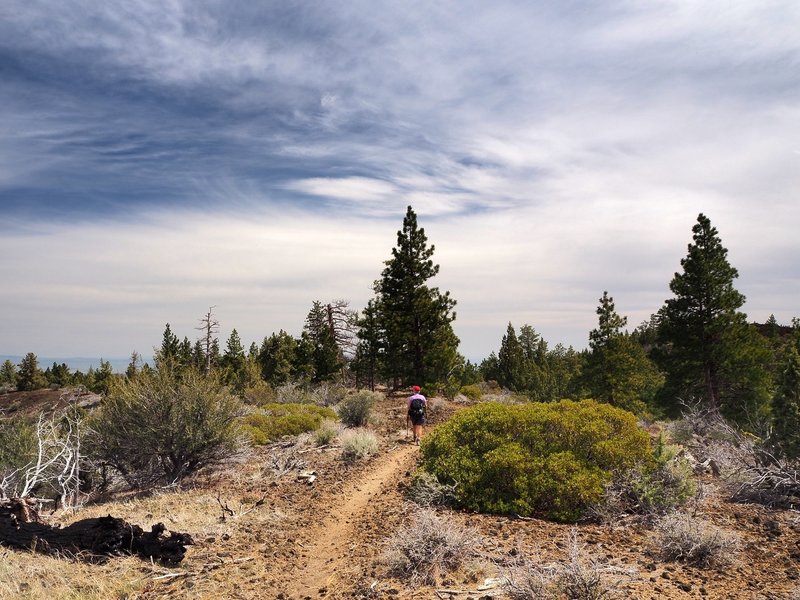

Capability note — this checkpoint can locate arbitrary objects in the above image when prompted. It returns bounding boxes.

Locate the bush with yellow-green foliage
[420,399,652,522]
[460,384,482,401]
[242,403,337,445]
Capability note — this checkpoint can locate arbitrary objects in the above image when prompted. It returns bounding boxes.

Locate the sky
[2,1,799,367]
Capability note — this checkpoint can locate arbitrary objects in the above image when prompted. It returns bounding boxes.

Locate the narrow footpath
[285,443,419,599]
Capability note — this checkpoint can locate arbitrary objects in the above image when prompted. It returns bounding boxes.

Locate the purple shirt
[407,393,427,409]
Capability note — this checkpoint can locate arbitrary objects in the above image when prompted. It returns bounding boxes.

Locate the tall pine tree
[657,214,770,419]
[373,206,459,387]
[497,323,526,391]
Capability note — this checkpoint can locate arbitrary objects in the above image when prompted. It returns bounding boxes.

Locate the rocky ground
[1,390,799,599]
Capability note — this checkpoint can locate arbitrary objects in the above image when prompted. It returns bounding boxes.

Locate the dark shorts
[409,413,425,426]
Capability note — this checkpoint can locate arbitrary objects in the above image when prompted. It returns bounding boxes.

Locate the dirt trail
[286,442,419,599]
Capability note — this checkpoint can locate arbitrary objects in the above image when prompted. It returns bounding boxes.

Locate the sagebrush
[86,367,244,487]
[340,428,379,461]
[651,512,738,568]
[338,391,381,427]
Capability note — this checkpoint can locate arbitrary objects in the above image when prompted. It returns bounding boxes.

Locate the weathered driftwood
[0,498,193,564]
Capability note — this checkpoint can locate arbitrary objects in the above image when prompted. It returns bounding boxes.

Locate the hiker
[407,385,427,445]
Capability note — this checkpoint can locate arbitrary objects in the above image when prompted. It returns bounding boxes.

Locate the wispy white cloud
[1,0,799,361]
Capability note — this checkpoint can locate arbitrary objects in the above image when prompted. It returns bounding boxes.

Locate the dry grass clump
[383,507,480,585]
[504,529,636,600]
[0,551,146,599]
[340,428,379,461]
[650,512,738,568]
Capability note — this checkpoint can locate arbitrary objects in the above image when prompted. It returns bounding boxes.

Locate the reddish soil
[216,396,800,599]
[3,391,799,599]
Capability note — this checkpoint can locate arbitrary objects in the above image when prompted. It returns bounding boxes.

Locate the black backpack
[409,397,425,418]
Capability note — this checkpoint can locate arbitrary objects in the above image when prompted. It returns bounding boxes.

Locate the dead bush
[668,402,800,507]
[504,529,636,600]
[383,507,480,585]
[590,441,697,524]
[651,512,738,568]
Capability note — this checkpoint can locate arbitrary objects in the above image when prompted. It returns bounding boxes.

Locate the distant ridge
[0,355,148,374]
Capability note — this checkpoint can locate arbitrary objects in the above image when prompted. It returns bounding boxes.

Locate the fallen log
[0,498,193,564]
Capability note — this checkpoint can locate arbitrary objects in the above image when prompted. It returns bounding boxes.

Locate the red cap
[412,385,421,392]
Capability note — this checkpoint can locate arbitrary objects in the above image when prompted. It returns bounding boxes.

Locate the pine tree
[353,299,384,391]
[374,206,459,387]
[497,323,526,391]
[479,352,500,384]
[221,329,246,384]
[304,300,342,382]
[0,359,18,388]
[258,331,298,387]
[589,292,627,350]
[17,352,46,391]
[126,351,142,379]
[658,214,770,419]
[92,359,115,394]
[155,323,180,368]
[45,361,72,387]
[585,292,662,414]
[518,324,549,399]
[772,347,800,459]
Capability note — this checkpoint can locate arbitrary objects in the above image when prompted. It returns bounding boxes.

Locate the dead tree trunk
[0,498,193,564]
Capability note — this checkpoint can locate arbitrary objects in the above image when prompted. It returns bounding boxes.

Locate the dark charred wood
[0,499,193,564]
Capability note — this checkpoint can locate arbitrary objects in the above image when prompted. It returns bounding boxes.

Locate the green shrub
[420,400,652,522]
[0,417,36,470]
[460,384,482,401]
[242,403,337,445]
[338,391,382,427]
[0,417,36,495]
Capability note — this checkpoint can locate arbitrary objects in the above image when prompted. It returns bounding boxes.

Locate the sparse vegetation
[504,529,636,600]
[340,428,379,461]
[383,507,480,585]
[651,512,738,568]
